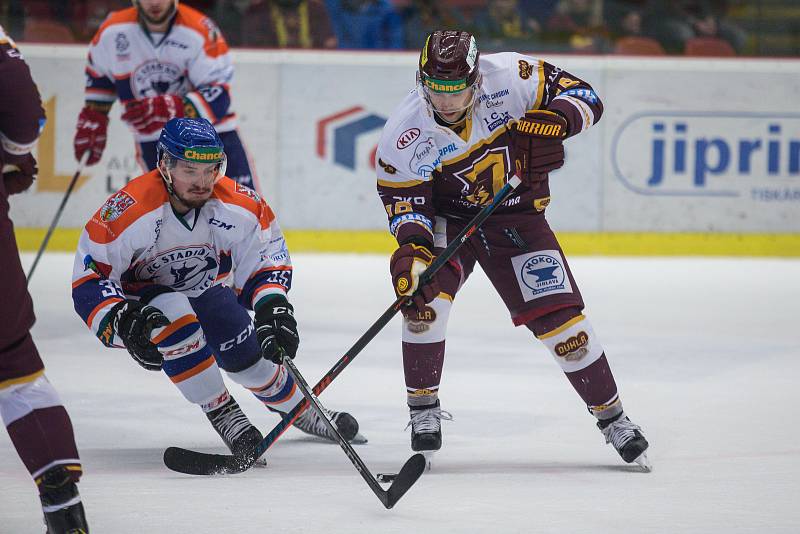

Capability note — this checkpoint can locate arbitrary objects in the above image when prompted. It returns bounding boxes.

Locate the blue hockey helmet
[157,118,227,191]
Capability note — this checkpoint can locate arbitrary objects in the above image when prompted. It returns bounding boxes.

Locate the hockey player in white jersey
[73,0,259,190]
[376,31,650,470]
[72,118,362,460]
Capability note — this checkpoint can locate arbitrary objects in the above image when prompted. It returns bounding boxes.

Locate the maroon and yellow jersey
[375,52,603,245]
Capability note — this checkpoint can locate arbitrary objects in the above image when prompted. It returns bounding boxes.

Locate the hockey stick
[163,175,522,476]
[26,152,89,283]
[282,357,425,508]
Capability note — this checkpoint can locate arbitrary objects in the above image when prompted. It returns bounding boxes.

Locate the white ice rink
[2,252,799,533]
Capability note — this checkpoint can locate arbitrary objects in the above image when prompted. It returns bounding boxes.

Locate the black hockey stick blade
[163,447,255,476]
[382,453,426,509]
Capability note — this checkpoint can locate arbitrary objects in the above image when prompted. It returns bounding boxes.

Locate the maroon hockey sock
[403,340,445,406]
[564,354,623,420]
[6,406,82,482]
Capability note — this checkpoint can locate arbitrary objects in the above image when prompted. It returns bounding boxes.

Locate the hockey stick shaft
[282,357,424,508]
[164,176,522,474]
[26,152,89,283]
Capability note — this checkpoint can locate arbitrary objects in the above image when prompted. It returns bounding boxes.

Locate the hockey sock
[403,340,444,408]
[7,406,82,481]
[528,311,622,421]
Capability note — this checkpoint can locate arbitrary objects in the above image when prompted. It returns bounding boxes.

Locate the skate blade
[633,451,652,472]
[253,457,268,468]
[422,450,436,471]
[349,432,368,445]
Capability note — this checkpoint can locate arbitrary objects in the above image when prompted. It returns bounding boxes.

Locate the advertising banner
[10,46,799,238]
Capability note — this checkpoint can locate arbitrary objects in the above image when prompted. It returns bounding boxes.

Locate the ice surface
[2,253,799,533]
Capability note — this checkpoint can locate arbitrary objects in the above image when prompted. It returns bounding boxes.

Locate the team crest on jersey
[511,250,573,302]
[453,147,511,206]
[518,60,534,80]
[132,60,187,98]
[115,33,129,54]
[99,191,136,222]
[235,183,262,202]
[138,245,219,294]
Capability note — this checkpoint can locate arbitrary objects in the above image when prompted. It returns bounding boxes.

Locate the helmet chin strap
[158,161,176,196]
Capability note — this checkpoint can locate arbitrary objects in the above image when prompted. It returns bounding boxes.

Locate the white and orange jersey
[72,171,291,346]
[84,5,236,142]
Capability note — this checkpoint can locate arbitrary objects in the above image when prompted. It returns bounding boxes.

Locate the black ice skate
[206,396,264,464]
[39,467,89,534]
[597,412,651,471]
[407,400,452,468]
[292,405,366,443]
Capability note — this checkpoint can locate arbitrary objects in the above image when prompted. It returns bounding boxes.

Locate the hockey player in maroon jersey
[375,30,650,470]
[0,26,90,533]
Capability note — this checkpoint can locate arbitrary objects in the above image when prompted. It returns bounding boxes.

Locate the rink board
[9,46,800,254]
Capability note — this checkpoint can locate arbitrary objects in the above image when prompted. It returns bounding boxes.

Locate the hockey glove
[390,241,441,316]
[512,109,568,185]
[2,154,37,195]
[110,300,170,371]
[121,95,184,135]
[73,106,109,166]
[255,295,299,364]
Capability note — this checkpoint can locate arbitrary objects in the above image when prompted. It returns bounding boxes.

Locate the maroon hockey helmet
[418,30,480,94]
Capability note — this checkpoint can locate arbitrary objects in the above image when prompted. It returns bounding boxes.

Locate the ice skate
[39,467,89,534]
[292,405,367,444]
[206,397,265,465]
[43,501,89,534]
[598,412,651,472]
[407,400,452,470]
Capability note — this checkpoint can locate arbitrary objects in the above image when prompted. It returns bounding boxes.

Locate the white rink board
[9,46,800,232]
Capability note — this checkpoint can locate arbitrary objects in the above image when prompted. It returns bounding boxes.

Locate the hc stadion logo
[612,111,800,199]
[316,106,387,171]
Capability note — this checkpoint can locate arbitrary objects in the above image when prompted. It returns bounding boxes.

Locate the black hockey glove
[512,109,568,185]
[110,300,170,371]
[255,295,299,364]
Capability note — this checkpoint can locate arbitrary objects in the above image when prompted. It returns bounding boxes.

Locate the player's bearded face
[167,159,222,208]
[135,0,177,25]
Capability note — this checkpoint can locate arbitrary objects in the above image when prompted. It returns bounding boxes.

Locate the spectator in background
[681,0,746,52]
[242,0,337,48]
[325,0,403,49]
[210,0,251,46]
[636,0,744,53]
[604,0,646,40]
[400,0,465,50]
[546,0,608,52]
[71,0,130,42]
[471,0,540,52]
[0,0,26,39]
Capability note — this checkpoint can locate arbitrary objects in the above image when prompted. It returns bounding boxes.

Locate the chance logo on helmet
[418,30,480,93]
[157,118,227,193]
[417,30,482,124]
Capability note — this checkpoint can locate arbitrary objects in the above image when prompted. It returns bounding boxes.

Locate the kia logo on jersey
[396,128,421,150]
